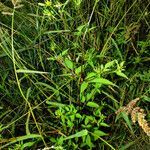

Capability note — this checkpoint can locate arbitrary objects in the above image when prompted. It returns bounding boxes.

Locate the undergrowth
[0,0,150,149]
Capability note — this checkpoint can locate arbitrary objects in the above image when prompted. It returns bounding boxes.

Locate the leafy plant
[0,0,149,149]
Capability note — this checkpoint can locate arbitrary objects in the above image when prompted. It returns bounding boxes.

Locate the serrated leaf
[87,102,99,108]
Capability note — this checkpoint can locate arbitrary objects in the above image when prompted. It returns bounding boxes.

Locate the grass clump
[0,0,150,149]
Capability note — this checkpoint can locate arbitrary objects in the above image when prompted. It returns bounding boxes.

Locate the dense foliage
[0,0,150,149]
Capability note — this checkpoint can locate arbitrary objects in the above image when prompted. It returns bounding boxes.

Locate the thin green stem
[11,8,47,147]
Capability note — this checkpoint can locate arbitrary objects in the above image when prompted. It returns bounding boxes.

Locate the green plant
[0,0,150,149]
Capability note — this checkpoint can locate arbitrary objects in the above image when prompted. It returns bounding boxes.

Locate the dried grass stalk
[126,98,140,114]
[138,112,150,136]
[116,98,150,136]
[131,107,140,124]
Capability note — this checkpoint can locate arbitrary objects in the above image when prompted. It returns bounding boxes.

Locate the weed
[0,0,149,149]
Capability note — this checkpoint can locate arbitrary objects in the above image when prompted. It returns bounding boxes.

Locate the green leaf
[85,72,96,80]
[16,69,49,74]
[77,24,86,32]
[86,92,93,101]
[64,58,74,70]
[120,61,125,68]
[119,141,135,150]
[67,119,74,127]
[75,66,82,75]
[142,95,150,102]
[26,87,31,100]
[44,30,70,34]
[64,129,88,140]
[76,113,82,119]
[87,102,99,108]
[38,3,45,6]
[86,134,93,148]
[116,71,128,79]
[89,78,115,86]
[47,57,56,61]
[80,82,88,93]
[111,38,123,61]
[85,117,89,125]
[46,101,66,107]
[35,82,60,100]
[21,142,35,149]
[100,122,110,127]
[57,136,64,145]
[50,137,56,143]
[70,114,75,122]
[93,130,108,140]
[121,112,133,132]
[1,134,42,149]
[81,95,86,102]
[105,60,116,68]
[61,49,69,56]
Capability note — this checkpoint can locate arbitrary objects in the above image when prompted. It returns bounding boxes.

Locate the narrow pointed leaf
[89,78,114,86]
[64,129,88,140]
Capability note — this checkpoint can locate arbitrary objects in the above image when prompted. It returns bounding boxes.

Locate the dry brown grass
[116,98,150,136]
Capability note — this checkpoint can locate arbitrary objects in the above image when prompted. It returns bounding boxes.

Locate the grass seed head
[116,98,150,136]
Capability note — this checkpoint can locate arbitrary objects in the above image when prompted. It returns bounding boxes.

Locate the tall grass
[0,0,150,149]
